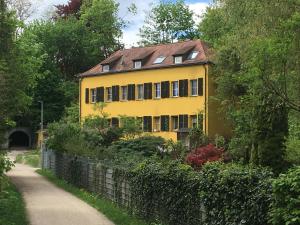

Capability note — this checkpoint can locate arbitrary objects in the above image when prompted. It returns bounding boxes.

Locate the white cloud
[188,2,209,24]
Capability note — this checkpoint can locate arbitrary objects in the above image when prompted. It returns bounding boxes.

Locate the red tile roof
[80,40,212,77]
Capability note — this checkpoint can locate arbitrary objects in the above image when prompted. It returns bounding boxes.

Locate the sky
[29,0,212,47]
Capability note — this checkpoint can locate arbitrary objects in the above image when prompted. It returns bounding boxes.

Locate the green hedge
[129,161,273,225]
[269,166,300,225]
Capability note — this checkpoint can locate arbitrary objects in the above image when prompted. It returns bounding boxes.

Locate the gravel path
[7,152,115,225]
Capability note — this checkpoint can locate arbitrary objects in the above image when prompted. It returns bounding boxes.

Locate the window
[121,86,128,100]
[153,117,160,132]
[143,116,152,132]
[191,115,198,128]
[174,56,182,64]
[85,88,89,103]
[187,51,199,60]
[91,88,96,103]
[111,117,119,127]
[171,116,179,130]
[137,84,144,99]
[144,83,152,99]
[134,60,142,69]
[172,81,179,97]
[154,83,161,98]
[179,115,188,129]
[161,115,169,131]
[106,87,112,101]
[190,79,198,96]
[179,79,188,97]
[103,64,110,72]
[153,56,166,64]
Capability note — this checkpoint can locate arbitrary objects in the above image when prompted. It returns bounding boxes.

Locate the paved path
[7,152,115,225]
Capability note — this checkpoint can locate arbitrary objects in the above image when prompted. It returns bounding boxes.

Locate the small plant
[188,127,208,149]
[163,139,188,161]
[186,144,224,169]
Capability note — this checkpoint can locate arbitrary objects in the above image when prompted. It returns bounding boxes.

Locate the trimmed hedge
[129,161,273,225]
[269,166,300,225]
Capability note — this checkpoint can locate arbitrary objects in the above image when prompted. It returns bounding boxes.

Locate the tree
[198,0,298,171]
[7,0,33,21]
[139,0,198,45]
[54,0,82,19]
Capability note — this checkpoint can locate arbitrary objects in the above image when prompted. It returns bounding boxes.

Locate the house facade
[79,40,230,141]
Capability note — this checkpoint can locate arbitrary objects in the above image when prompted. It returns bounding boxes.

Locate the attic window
[174,56,183,64]
[153,56,166,64]
[103,64,110,72]
[188,51,199,60]
[134,60,142,69]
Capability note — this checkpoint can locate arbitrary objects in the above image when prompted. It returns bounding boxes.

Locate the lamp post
[38,101,44,151]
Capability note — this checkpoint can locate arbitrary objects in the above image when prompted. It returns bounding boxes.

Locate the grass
[15,150,40,168]
[36,169,149,225]
[0,178,28,225]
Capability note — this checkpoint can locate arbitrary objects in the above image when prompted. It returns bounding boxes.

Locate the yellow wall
[80,65,230,140]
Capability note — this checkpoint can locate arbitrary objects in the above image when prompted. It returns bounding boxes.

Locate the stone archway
[9,131,30,148]
[3,127,32,149]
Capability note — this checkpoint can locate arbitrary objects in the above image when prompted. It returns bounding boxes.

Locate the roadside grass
[36,169,148,225]
[16,150,40,168]
[0,178,28,225]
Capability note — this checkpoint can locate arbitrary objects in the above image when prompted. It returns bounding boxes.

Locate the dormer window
[154,56,166,64]
[134,60,142,69]
[174,56,183,64]
[103,64,110,72]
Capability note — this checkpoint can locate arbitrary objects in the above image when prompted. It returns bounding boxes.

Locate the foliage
[214,134,226,148]
[199,162,273,225]
[0,153,14,192]
[37,169,148,225]
[0,179,28,225]
[139,0,198,45]
[186,144,224,169]
[119,115,142,139]
[198,0,295,171]
[286,113,300,165]
[269,166,300,225]
[162,139,187,161]
[188,127,208,149]
[129,160,202,225]
[54,0,82,19]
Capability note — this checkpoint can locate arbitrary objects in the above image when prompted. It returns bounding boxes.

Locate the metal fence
[41,148,131,207]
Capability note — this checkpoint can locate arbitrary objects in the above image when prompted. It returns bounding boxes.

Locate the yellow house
[79,40,230,142]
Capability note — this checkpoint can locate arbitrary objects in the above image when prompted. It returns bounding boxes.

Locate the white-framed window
[171,116,179,130]
[134,60,142,69]
[137,84,144,99]
[172,81,179,97]
[121,86,128,100]
[191,115,198,128]
[174,56,182,64]
[91,88,96,103]
[153,117,160,132]
[190,79,198,96]
[106,87,112,101]
[103,64,110,72]
[153,56,166,64]
[154,83,161,98]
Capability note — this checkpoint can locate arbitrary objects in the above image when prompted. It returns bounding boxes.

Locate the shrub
[186,143,224,169]
[162,139,188,161]
[188,127,208,149]
[0,153,14,192]
[199,162,273,225]
[269,166,300,225]
[129,160,202,225]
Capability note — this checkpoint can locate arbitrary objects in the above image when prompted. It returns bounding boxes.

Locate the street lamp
[38,101,44,150]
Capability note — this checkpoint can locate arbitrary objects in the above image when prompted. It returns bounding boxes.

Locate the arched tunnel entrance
[9,131,30,149]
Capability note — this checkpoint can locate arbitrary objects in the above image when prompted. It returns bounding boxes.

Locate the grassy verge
[16,150,40,168]
[36,169,148,225]
[0,178,28,225]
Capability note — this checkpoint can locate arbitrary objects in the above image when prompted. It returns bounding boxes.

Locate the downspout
[79,78,82,124]
[204,65,208,135]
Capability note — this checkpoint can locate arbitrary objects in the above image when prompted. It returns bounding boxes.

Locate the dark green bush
[129,160,202,225]
[129,161,273,225]
[199,162,273,225]
[269,166,300,225]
